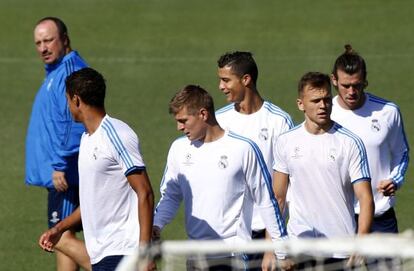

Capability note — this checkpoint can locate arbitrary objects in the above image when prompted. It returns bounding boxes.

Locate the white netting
[116,230,414,271]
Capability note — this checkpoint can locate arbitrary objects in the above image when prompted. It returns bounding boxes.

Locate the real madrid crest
[218,155,228,169]
[92,147,98,160]
[371,119,381,132]
[329,148,337,162]
[258,128,268,141]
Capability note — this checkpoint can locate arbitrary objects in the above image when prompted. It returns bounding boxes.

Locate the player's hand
[346,254,365,268]
[262,251,276,270]
[152,226,161,243]
[145,260,157,271]
[52,170,68,192]
[278,258,295,271]
[377,179,396,197]
[38,227,63,252]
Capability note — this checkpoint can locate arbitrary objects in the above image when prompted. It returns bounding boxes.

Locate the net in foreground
[116,230,414,271]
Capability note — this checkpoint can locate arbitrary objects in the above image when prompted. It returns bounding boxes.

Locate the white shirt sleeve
[243,141,288,240]
[102,120,146,176]
[387,107,410,188]
[273,134,288,174]
[347,132,371,183]
[154,143,183,229]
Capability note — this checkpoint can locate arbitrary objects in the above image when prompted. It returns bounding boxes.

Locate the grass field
[0,1,413,270]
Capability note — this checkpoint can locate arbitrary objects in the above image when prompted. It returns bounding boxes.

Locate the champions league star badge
[371,119,381,132]
[291,146,302,159]
[218,155,228,169]
[183,153,193,166]
[258,128,269,141]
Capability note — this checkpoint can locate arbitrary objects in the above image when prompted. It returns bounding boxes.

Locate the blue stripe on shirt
[367,93,398,109]
[263,102,294,128]
[215,103,234,115]
[393,151,409,186]
[367,93,410,186]
[102,119,134,169]
[228,131,287,237]
[333,123,371,179]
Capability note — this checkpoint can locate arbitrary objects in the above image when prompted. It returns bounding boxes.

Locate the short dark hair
[332,44,367,83]
[169,85,215,116]
[66,67,106,108]
[217,51,258,85]
[37,17,71,46]
[298,72,331,97]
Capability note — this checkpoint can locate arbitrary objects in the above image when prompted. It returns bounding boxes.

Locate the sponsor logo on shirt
[258,128,269,141]
[371,119,381,132]
[329,148,337,162]
[218,155,228,169]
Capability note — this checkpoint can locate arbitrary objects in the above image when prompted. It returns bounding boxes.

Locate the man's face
[174,106,207,142]
[218,65,246,103]
[34,20,68,65]
[332,69,366,110]
[297,85,332,129]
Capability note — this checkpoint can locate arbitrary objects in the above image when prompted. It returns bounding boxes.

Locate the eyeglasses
[340,82,366,90]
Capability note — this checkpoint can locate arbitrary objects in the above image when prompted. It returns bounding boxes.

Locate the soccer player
[38,68,155,271]
[216,51,294,270]
[25,17,90,271]
[153,85,287,270]
[330,45,410,233]
[273,72,374,268]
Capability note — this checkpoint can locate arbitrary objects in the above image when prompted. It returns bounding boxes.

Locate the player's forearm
[357,196,374,235]
[138,190,155,245]
[353,180,374,235]
[54,207,82,233]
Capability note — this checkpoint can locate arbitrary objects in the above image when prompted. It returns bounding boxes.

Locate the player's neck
[235,89,263,114]
[304,119,333,135]
[203,125,225,143]
[83,108,106,135]
[337,91,366,110]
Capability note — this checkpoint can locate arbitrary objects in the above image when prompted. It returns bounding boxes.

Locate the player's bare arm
[273,171,289,216]
[353,180,374,235]
[127,170,155,270]
[347,179,373,269]
[127,170,154,245]
[39,207,82,252]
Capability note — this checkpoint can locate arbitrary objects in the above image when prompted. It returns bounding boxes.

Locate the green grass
[0,0,413,270]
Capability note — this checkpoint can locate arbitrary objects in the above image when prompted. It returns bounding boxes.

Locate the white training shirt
[331,93,409,216]
[273,122,370,241]
[154,130,287,246]
[78,115,145,264]
[216,101,294,230]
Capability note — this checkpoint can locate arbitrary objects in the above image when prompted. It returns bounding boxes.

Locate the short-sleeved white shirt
[331,93,410,215]
[154,130,287,245]
[273,123,370,240]
[78,115,145,264]
[216,101,294,230]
